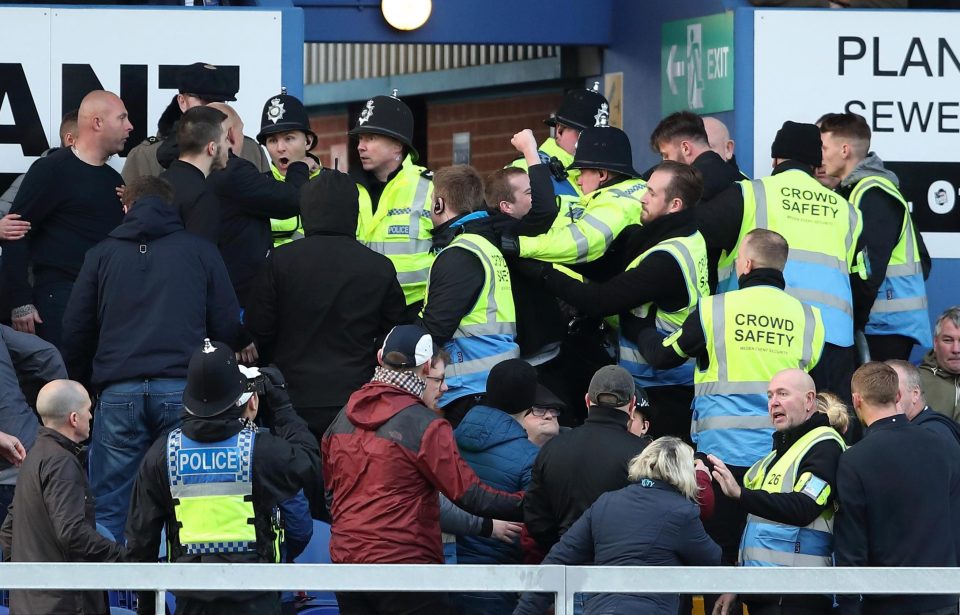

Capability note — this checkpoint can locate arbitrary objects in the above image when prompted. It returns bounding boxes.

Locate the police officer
[509,82,609,226]
[501,122,645,276]
[257,89,324,247]
[710,368,845,615]
[348,90,433,320]
[125,340,319,615]
[417,166,519,427]
[519,160,710,441]
[697,121,865,412]
[122,62,269,183]
[637,228,826,582]
[819,112,931,362]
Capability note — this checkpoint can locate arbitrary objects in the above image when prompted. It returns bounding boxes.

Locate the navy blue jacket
[454,404,539,565]
[61,196,244,388]
[515,479,721,615]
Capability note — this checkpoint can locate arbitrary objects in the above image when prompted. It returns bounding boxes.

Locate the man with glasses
[452,358,541,615]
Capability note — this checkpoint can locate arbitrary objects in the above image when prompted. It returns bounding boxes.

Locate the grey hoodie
[840,152,900,190]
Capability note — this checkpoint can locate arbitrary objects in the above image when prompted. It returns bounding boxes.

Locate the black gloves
[259,365,294,420]
[499,234,520,257]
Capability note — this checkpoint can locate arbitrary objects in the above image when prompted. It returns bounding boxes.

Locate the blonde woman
[514,437,721,615]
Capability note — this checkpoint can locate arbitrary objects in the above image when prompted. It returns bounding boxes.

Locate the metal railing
[3,563,960,614]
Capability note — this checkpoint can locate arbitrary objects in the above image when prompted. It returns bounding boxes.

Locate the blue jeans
[89,378,185,542]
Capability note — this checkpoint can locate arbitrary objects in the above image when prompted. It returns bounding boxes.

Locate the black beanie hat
[770,121,822,167]
[300,168,358,236]
[485,359,537,415]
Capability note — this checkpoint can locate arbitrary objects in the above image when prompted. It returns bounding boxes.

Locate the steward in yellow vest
[709,369,845,615]
[516,161,709,440]
[124,341,319,614]
[418,166,519,427]
[820,112,932,361]
[349,91,433,319]
[508,82,610,228]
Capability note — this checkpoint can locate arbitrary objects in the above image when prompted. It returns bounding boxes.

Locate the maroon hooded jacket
[322,381,524,563]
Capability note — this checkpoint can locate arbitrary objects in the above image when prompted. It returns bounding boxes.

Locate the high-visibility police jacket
[518,178,646,264]
[848,175,931,347]
[356,156,434,306]
[509,138,584,227]
[167,427,277,561]
[679,285,826,467]
[269,164,322,247]
[425,232,520,406]
[718,170,862,348]
[739,425,845,568]
[619,230,710,388]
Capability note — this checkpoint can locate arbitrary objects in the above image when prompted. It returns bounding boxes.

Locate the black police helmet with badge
[183,339,247,418]
[348,89,419,162]
[177,62,237,103]
[567,120,640,179]
[256,87,318,148]
[546,81,610,132]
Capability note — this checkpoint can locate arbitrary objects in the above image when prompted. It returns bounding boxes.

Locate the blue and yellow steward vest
[619,230,710,388]
[739,425,845,567]
[848,175,931,347]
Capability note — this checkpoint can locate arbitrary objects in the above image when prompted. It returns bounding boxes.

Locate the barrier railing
[2,563,960,614]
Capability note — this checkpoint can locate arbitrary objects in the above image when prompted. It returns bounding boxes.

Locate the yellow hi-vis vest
[424,232,519,406]
[518,178,646,264]
[680,284,825,467]
[619,230,710,388]
[718,170,863,348]
[739,425,845,567]
[269,164,322,247]
[848,175,931,347]
[509,137,584,227]
[357,156,434,306]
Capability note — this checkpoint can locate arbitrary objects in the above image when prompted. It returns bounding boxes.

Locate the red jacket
[322,381,523,563]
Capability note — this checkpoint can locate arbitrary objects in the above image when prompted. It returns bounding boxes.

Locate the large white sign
[0,7,284,174]
[753,10,960,258]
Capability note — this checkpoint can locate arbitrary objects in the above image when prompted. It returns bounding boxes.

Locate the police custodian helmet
[348,89,419,162]
[256,88,318,148]
[183,339,247,418]
[546,82,610,132]
[568,125,640,178]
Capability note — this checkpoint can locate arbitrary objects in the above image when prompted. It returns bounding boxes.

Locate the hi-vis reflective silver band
[396,267,431,286]
[408,177,431,239]
[751,177,858,259]
[450,237,516,338]
[870,296,928,313]
[739,546,832,567]
[697,380,769,396]
[367,238,434,256]
[459,322,517,336]
[694,415,773,432]
[659,238,699,290]
[746,513,832,535]
[568,213,615,262]
[453,349,521,377]
[786,287,853,318]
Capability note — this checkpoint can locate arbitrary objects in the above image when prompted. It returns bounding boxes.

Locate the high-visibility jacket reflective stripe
[692,285,825,467]
[426,233,519,405]
[357,156,434,306]
[509,138,584,227]
[718,171,861,347]
[167,428,266,557]
[739,426,845,568]
[619,231,710,388]
[849,176,931,347]
[269,164,323,246]
[518,178,645,264]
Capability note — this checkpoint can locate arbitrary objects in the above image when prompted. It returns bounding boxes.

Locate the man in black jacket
[61,175,245,541]
[650,111,743,202]
[159,105,229,242]
[518,161,709,440]
[887,359,960,449]
[206,102,315,307]
[0,380,125,615]
[245,169,405,467]
[523,365,649,550]
[710,369,845,615]
[835,362,960,615]
[126,342,319,615]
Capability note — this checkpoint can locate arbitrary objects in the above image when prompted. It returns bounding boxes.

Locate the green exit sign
[661,12,735,115]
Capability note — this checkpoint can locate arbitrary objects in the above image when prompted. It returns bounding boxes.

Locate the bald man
[0,380,125,615]
[3,90,131,348]
[206,102,315,306]
[709,368,845,615]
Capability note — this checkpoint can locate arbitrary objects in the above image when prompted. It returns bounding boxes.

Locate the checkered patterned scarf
[372,366,425,399]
